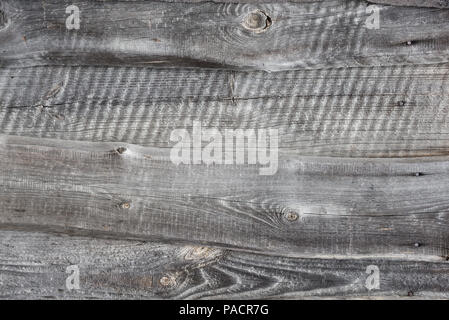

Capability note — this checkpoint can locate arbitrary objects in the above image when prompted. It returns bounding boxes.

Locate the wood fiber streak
[1,65,449,158]
[1,231,448,299]
[101,0,449,8]
[153,0,449,9]
[368,0,449,8]
[60,0,449,8]
[1,135,449,258]
[179,0,449,9]
[1,0,449,70]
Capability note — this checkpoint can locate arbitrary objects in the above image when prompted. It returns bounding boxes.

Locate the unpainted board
[2,65,449,158]
[1,231,448,299]
[1,135,449,258]
[1,0,449,70]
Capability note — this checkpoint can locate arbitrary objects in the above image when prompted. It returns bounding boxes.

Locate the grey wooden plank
[1,231,448,299]
[1,0,449,71]
[1,65,449,158]
[1,134,449,258]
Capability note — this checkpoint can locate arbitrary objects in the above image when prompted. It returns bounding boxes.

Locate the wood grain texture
[0,231,223,299]
[1,0,449,71]
[368,0,449,8]
[1,231,448,299]
[2,0,449,300]
[1,134,449,259]
[1,65,449,158]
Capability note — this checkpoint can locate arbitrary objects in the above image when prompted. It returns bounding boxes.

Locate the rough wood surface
[1,134,449,259]
[1,0,449,300]
[2,65,449,158]
[1,231,448,299]
[1,0,449,71]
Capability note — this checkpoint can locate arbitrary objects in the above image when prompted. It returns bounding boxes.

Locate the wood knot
[188,247,210,258]
[159,274,177,287]
[115,147,127,154]
[284,209,299,222]
[119,202,131,209]
[242,10,272,33]
[183,246,222,261]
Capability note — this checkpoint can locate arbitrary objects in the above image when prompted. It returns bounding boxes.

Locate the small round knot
[242,10,272,33]
[414,242,420,247]
[285,210,299,222]
[120,202,131,209]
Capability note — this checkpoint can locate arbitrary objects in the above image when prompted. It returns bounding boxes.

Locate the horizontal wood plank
[1,231,448,299]
[1,65,449,158]
[1,134,449,258]
[1,0,449,70]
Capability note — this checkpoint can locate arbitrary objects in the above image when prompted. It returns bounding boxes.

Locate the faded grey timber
[1,0,449,70]
[1,0,449,299]
[1,231,448,299]
[1,65,449,158]
[1,135,448,258]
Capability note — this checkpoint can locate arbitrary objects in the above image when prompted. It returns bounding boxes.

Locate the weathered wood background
[1,0,449,299]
